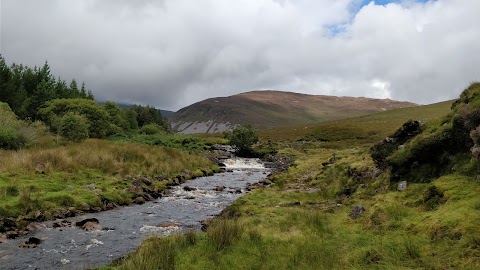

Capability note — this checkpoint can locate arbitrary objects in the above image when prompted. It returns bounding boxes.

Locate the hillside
[170,90,417,134]
[112,83,480,270]
[259,100,453,144]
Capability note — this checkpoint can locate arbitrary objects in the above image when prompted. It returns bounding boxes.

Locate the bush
[229,124,259,155]
[139,123,164,135]
[0,102,35,149]
[59,112,89,142]
[38,98,110,138]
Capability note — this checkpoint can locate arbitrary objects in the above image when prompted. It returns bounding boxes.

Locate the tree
[0,56,95,120]
[103,101,130,133]
[59,112,89,142]
[229,124,259,155]
[38,98,110,138]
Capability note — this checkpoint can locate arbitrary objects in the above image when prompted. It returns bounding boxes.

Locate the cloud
[1,0,479,110]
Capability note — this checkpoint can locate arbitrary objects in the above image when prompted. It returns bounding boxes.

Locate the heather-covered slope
[171,90,416,134]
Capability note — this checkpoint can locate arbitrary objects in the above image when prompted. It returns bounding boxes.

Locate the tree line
[0,55,170,145]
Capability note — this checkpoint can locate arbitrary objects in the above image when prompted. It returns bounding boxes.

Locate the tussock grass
[0,139,212,176]
[114,237,176,270]
[0,139,216,220]
[207,219,244,251]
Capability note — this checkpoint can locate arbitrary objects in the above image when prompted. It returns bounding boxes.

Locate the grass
[0,138,217,222]
[109,133,228,152]
[259,100,452,145]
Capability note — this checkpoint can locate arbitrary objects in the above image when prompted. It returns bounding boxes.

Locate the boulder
[134,197,146,204]
[26,222,46,232]
[471,147,480,159]
[183,185,197,191]
[397,181,408,191]
[0,218,17,232]
[140,176,152,186]
[19,237,42,248]
[157,222,179,228]
[200,219,212,232]
[82,221,102,231]
[75,218,99,227]
[6,231,19,239]
[213,186,225,192]
[349,205,366,219]
[53,220,73,228]
[35,211,45,222]
[144,194,155,201]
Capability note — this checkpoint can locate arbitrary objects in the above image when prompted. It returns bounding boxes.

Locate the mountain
[170,90,417,134]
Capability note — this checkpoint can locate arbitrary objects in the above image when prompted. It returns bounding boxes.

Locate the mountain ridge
[171,90,417,134]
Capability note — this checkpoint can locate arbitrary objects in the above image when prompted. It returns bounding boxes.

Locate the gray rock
[397,181,408,191]
[19,237,42,248]
[349,205,365,219]
[183,185,197,191]
[134,197,145,204]
[213,186,225,192]
[471,147,480,159]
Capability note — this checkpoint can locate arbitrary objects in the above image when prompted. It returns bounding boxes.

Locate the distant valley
[170,90,417,134]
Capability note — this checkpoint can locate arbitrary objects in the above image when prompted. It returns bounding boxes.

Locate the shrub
[229,124,259,155]
[0,102,36,149]
[38,98,110,138]
[59,112,89,142]
[139,123,164,135]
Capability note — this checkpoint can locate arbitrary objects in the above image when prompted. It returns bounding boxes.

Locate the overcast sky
[1,0,479,111]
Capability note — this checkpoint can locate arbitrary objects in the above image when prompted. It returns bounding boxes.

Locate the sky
[1,0,479,111]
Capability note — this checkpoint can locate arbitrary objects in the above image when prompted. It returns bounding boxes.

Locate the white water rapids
[222,158,265,169]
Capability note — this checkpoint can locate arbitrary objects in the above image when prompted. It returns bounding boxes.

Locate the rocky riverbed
[0,158,270,270]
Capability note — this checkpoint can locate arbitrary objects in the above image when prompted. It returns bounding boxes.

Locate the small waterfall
[222,158,265,169]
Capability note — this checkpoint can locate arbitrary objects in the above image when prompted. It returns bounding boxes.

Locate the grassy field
[0,138,218,224]
[105,98,480,270]
[259,100,452,145]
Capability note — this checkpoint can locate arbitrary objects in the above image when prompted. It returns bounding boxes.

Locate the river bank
[0,157,271,269]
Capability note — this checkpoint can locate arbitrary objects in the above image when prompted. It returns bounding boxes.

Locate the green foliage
[229,124,259,155]
[138,123,164,135]
[131,104,170,132]
[103,101,136,134]
[59,112,89,142]
[38,98,110,138]
[0,102,37,149]
[0,55,93,120]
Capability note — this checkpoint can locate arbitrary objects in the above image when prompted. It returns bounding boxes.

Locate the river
[0,158,269,270]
